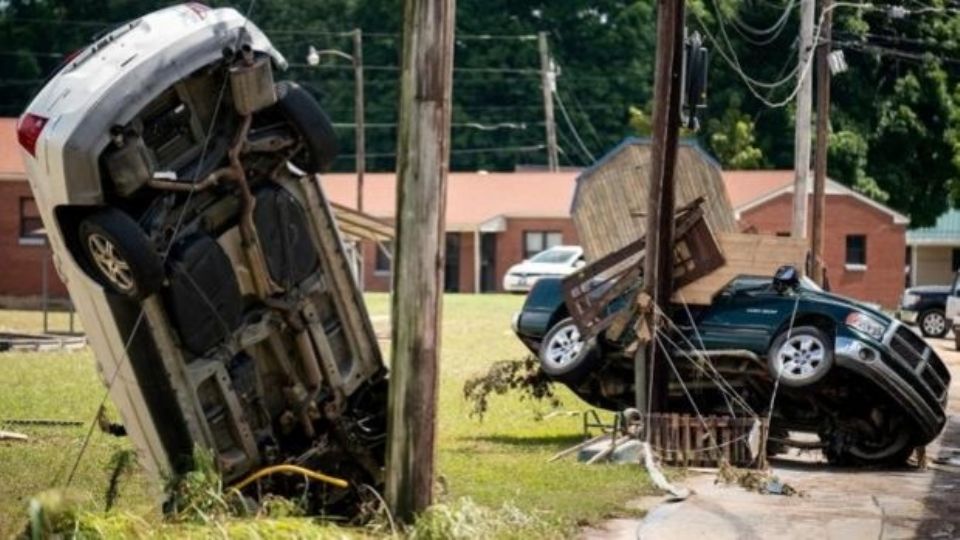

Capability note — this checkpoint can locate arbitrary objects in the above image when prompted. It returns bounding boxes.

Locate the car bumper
[896,309,919,325]
[503,275,539,292]
[834,330,948,442]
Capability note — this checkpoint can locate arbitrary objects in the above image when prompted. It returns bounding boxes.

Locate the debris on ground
[0,430,28,442]
[715,461,804,497]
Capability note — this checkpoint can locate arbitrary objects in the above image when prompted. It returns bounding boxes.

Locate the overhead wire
[554,88,597,163]
[692,1,879,108]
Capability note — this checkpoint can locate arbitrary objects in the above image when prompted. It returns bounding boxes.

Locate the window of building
[19,197,46,246]
[845,235,867,269]
[775,231,790,237]
[375,241,392,274]
[953,248,960,272]
[523,231,563,259]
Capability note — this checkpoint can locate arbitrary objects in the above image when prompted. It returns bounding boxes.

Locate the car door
[946,272,960,325]
[694,283,792,353]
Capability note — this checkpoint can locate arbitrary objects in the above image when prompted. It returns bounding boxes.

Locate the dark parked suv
[513,269,950,465]
[898,274,958,338]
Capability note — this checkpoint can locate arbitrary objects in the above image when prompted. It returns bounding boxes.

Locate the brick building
[725,170,909,308]
[0,118,69,307]
[321,172,579,293]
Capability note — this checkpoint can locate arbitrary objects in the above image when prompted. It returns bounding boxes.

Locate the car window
[530,248,579,264]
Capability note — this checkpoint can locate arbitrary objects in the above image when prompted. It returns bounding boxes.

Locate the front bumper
[834,325,949,442]
[897,309,919,325]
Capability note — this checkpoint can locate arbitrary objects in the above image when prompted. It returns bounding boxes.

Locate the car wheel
[767,326,834,388]
[822,408,915,466]
[272,81,339,173]
[919,309,948,338]
[79,209,164,299]
[538,318,598,385]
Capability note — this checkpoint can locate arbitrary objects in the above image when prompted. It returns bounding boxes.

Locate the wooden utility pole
[811,0,832,285]
[385,0,455,524]
[638,0,686,413]
[792,0,814,238]
[539,32,560,171]
[353,28,366,212]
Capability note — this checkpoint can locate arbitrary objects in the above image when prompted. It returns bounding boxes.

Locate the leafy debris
[462,356,560,420]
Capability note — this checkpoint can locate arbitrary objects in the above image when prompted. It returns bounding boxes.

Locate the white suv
[18,4,386,514]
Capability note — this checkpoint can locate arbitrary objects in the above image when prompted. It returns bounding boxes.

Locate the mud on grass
[0,295,654,537]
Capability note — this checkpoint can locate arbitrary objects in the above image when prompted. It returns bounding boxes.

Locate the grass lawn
[0,294,652,537]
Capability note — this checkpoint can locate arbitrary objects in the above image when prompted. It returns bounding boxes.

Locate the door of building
[480,233,498,293]
[445,233,461,292]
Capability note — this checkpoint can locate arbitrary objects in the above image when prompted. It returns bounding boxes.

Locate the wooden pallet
[645,413,767,469]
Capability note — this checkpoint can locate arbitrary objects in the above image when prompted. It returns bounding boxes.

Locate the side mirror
[574,259,586,269]
[773,265,800,293]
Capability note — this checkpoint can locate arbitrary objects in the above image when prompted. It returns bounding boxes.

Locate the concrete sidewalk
[584,337,960,540]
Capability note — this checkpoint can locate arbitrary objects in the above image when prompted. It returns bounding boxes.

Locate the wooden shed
[571,138,739,261]
[568,138,807,306]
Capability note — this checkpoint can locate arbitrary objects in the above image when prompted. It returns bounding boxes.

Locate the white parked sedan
[502,246,585,292]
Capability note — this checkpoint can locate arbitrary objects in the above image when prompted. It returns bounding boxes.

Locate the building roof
[0,118,23,180]
[321,172,579,231]
[722,170,793,208]
[906,209,960,246]
[722,169,909,225]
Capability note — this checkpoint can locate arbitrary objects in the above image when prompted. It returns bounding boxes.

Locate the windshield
[529,248,579,264]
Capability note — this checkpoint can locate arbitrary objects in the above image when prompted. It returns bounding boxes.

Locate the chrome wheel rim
[87,233,135,292]
[922,312,946,336]
[774,334,826,383]
[544,323,584,369]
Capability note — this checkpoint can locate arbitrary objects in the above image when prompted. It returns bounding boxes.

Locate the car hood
[507,262,574,275]
[906,285,951,295]
[799,288,893,323]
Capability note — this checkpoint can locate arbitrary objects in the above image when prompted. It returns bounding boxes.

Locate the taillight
[17,113,48,157]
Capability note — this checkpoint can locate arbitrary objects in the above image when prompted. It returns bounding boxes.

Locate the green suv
[512,268,950,465]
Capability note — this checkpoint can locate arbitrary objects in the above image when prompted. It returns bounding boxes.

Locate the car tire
[766,325,834,388]
[918,309,948,338]
[272,81,339,173]
[822,409,916,466]
[79,209,164,299]
[538,318,598,385]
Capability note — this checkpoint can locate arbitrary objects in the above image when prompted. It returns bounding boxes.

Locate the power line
[553,88,596,163]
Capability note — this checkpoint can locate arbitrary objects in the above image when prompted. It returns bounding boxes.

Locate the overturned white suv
[18,4,387,514]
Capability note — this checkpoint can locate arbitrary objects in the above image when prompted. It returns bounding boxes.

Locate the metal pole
[812,0,832,285]
[354,28,366,212]
[792,0,814,238]
[640,0,686,413]
[385,0,456,523]
[538,32,560,171]
[42,249,49,334]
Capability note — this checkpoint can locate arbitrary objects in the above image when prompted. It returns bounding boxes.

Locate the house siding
[914,246,956,286]
[740,192,906,308]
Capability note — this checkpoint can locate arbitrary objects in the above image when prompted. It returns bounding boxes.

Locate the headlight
[845,312,887,340]
[901,293,920,307]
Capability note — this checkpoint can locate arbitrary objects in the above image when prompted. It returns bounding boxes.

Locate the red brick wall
[495,218,579,293]
[0,181,68,299]
[740,193,906,308]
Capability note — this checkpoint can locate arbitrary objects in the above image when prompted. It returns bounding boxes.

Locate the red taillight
[17,113,48,157]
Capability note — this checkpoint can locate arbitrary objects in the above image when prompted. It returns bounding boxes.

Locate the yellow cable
[232,464,349,491]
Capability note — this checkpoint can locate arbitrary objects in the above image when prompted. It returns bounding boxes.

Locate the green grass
[0,294,651,538]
